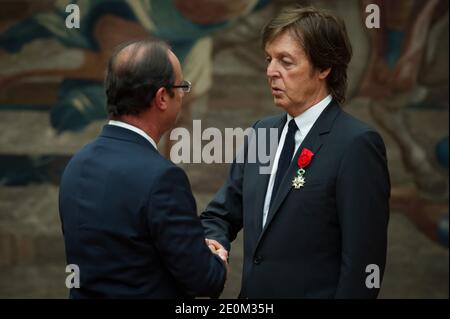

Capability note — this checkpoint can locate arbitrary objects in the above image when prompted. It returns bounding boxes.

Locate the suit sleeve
[200,158,245,252]
[335,130,390,298]
[147,166,226,298]
[199,124,258,252]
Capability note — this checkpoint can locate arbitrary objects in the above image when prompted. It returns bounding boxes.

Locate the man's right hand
[206,238,228,264]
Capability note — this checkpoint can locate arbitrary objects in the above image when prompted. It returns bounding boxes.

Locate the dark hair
[262,6,352,104]
[105,40,175,117]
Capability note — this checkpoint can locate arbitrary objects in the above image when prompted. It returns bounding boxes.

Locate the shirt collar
[287,95,332,136]
[108,120,158,150]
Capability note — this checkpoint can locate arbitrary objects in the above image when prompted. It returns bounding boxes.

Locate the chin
[273,99,288,111]
[273,97,281,105]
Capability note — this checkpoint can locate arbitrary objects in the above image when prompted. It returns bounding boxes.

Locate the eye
[265,56,272,64]
[281,59,293,66]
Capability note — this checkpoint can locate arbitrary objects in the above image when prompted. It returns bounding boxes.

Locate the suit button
[253,256,263,264]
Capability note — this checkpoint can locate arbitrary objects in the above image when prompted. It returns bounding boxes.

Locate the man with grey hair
[201,7,390,298]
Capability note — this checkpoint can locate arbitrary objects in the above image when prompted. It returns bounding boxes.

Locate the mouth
[271,87,284,95]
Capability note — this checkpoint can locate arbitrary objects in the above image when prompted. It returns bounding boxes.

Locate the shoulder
[152,160,189,184]
[333,109,384,145]
[336,109,373,132]
[328,111,388,170]
[72,136,187,182]
[128,148,191,190]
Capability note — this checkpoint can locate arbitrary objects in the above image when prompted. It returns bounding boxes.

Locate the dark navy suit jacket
[59,124,226,298]
[201,100,390,298]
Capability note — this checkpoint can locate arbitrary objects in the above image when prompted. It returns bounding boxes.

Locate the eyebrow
[265,50,295,59]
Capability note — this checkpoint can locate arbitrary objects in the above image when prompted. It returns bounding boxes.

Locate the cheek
[284,70,302,87]
[284,75,304,97]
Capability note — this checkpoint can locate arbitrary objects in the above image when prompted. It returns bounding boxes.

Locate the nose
[266,60,279,78]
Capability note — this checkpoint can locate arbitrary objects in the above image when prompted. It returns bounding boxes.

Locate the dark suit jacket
[201,100,390,298]
[59,125,226,298]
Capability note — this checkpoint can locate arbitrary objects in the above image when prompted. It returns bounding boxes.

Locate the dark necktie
[270,119,298,205]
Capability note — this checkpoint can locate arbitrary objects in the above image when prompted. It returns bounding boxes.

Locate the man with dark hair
[59,40,227,298]
[201,7,390,298]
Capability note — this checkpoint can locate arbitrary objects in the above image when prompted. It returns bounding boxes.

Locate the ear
[319,67,331,80]
[154,87,168,111]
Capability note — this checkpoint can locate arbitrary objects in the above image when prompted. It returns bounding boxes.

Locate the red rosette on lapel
[297,148,314,169]
[292,148,314,189]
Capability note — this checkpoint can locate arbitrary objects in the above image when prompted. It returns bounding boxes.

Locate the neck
[288,91,329,118]
[111,114,162,144]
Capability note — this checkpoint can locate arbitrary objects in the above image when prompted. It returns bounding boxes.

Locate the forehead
[264,31,304,57]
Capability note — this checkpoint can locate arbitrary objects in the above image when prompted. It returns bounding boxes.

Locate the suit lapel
[256,101,341,244]
[253,115,287,238]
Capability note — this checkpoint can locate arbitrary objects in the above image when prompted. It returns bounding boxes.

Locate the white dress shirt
[262,95,332,227]
[108,120,158,150]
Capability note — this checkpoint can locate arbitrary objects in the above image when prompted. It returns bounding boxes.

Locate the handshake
[205,238,228,266]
